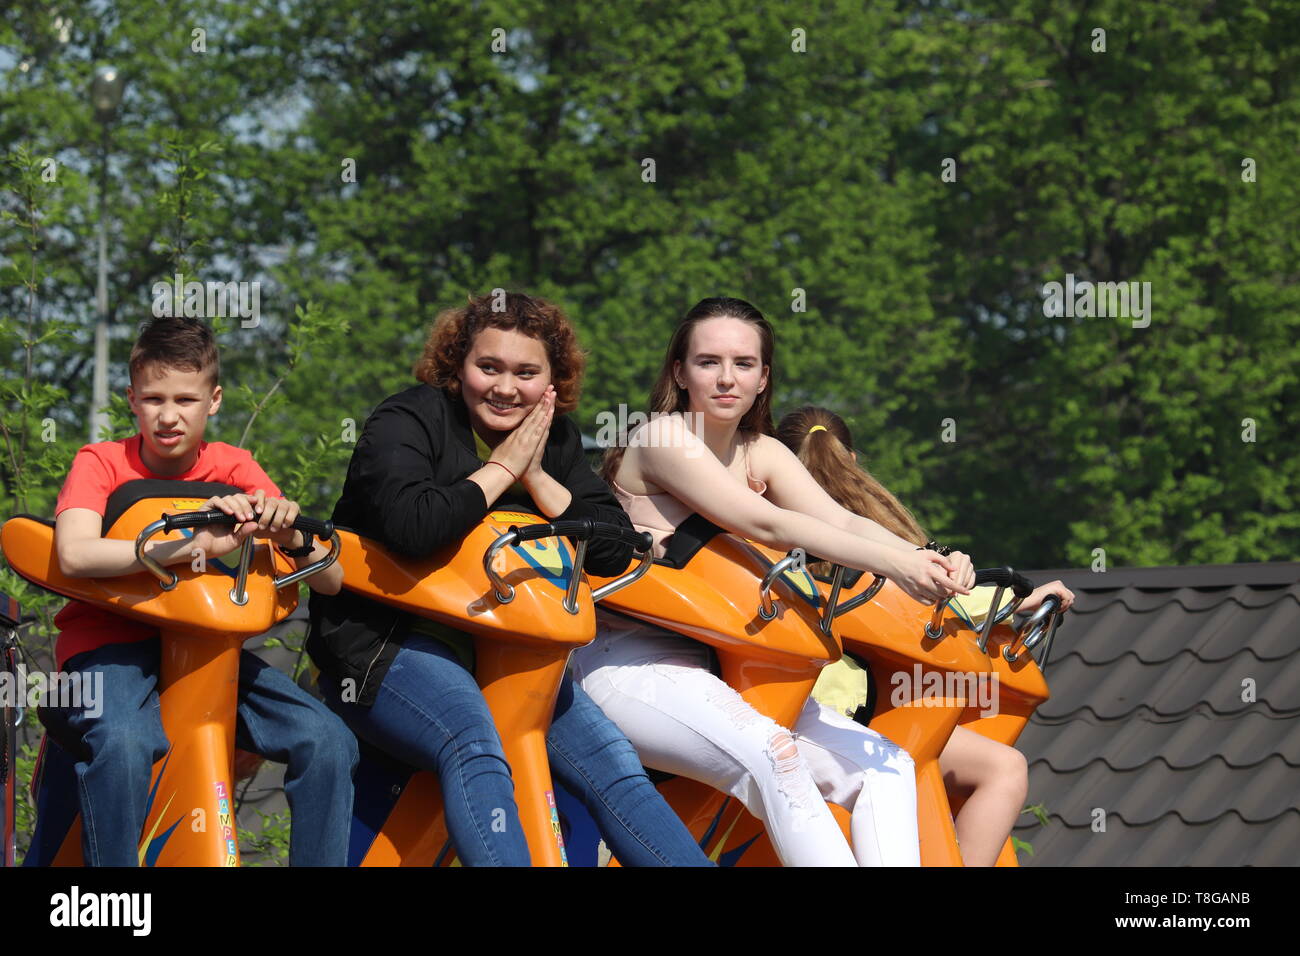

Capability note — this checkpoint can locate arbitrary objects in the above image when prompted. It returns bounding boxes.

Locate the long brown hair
[413,291,585,413]
[601,296,776,482]
[776,407,928,572]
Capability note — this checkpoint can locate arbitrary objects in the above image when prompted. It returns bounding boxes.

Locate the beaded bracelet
[916,539,955,556]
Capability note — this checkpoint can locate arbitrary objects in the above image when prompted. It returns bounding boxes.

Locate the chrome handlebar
[134,514,340,606]
[484,522,656,615]
[1004,594,1064,664]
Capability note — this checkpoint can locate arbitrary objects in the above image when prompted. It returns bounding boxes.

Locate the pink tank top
[611,437,767,559]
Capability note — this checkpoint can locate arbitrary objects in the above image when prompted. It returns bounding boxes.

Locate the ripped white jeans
[570,613,920,867]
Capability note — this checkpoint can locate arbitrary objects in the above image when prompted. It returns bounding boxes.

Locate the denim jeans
[322,630,710,866]
[42,637,358,866]
[546,674,710,866]
[320,632,530,866]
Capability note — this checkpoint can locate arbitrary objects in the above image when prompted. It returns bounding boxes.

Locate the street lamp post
[88,65,124,443]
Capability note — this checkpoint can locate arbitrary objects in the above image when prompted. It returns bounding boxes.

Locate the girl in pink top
[570,297,976,866]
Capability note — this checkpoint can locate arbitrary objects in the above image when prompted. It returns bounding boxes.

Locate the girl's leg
[545,676,711,866]
[938,724,1028,866]
[573,632,856,867]
[321,632,530,866]
[792,698,921,866]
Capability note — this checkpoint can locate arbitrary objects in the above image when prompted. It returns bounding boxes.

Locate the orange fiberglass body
[827,574,989,866]
[589,519,1059,868]
[1,486,319,866]
[831,567,1056,867]
[952,613,1051,866]
[589,530,845,865]
[337,510,651,867]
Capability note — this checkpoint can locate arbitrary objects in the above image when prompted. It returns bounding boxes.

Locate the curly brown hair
[413,291,585,413]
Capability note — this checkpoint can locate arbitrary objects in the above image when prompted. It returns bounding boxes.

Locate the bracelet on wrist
[485,460,518,482]
[916,539,954,556]
[278,532,314,558]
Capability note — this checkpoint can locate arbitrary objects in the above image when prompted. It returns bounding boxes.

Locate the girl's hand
[520,388,556,484]
[489,386,554,480]
[1018,580,1075,614]
[887,549,968,605]
[946,549,975,592]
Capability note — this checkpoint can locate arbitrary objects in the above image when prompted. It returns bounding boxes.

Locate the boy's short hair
[129,317,220,388]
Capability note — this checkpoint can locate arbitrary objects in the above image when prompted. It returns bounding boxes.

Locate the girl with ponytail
[776,406,1075,866]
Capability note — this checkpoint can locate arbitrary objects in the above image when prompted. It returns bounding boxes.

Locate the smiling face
[673,316,769,426]
[126,364,222,476]
[459,326,552,438]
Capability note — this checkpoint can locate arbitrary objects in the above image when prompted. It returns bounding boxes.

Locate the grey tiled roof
[1011,564,1300,866]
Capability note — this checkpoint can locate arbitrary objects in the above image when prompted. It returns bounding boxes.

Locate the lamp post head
[90,65,125,124]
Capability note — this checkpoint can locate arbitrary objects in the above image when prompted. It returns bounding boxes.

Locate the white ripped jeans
[570,613,921,867]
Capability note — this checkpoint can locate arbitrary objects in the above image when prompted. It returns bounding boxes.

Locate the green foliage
[1013,801,1052,859]
[156,135,224,277]
[1,0,1297,866]
[237,806,293,867]
[12,718,41,867]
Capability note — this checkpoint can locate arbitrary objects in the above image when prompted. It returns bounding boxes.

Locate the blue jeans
[43,638,358,866]
[546,675,711,866]
[322,630,710,866]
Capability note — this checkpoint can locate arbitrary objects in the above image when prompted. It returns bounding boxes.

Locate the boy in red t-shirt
[42,317,357,866]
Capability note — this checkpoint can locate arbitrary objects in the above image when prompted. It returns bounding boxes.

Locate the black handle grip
[508,520,653,552]
[973,566,1035,599]
[163,510,238,532]
[162,509,333,540]
[291,516,335,541]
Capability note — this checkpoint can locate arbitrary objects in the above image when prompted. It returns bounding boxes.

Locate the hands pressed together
[486,385,556,485]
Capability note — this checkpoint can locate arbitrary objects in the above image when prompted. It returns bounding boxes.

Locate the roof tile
[1015,811,1300,866]
[1019,707,1300,771]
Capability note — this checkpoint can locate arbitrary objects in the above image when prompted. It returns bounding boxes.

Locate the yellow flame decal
[707,807,749,862]
[784,570,817,601]
[137,792,177,866]
[520,538,564,576]
[490,510,544,525]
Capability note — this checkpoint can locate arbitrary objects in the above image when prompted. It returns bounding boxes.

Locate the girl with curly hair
[308,291,709,866]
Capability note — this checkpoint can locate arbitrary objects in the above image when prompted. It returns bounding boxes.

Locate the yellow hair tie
[808,425,828,435]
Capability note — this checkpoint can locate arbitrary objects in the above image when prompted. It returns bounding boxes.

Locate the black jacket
[307,383,634,706]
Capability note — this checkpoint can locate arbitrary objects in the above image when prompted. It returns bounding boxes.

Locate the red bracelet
[486,460,518,482]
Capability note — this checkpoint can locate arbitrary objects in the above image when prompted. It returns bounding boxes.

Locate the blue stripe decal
[144,817,183,867]
[718,833,761,868]
[697,797,730,850]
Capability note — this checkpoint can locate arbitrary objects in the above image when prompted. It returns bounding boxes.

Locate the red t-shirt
[52,434,282,668]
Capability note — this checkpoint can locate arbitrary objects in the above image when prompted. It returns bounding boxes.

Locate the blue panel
[348,748,415,867]
[552,778,603,867]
